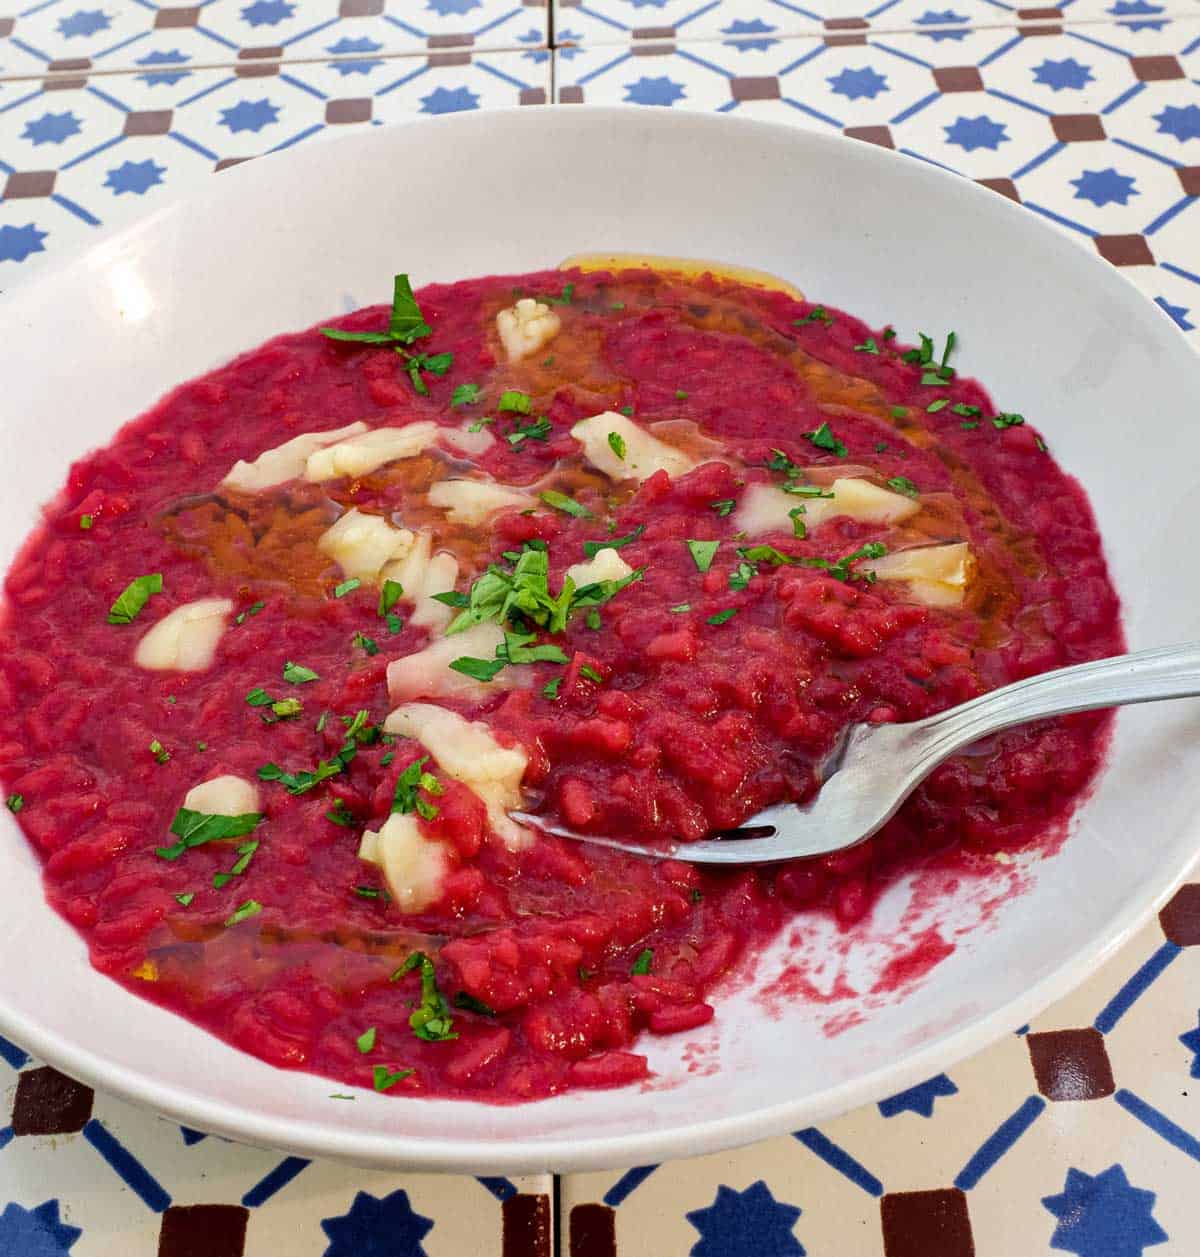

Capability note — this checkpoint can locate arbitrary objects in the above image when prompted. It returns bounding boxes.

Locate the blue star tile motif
[828,66,888,101]
[721,19,778,51]
[425,0,481,13]
[624,75,685,107]
[878,1072,958,1118]
[1108,1,1167,32]
[914,10,968,40]
[686,1181,804,1256]
[136,49,192,87]
[1033,58,1094,92]
[1178,1012,1200,1071]
[0,223,49,264]
[57,8,110,38]
[419,85,479,115]
[326,36,384,74]
[241,0,294,27]
[321,1189,434,1257]
[944,114,1009,152]
[517,27,549,63]
[1153,105,1200,144]
[0,1199,82,1253]
[104,158,166,196]
[219,97,280,133]
[1072,167,1138,207]
[21,111,82,146]
[1042,1165,1168,1257]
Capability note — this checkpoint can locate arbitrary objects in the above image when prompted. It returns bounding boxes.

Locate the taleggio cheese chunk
[384,702,531,850]
[220,422,368,493]
[183,775,260,816]
[871,542,973,607]
[735,477,920,537]
[496,298,561,363]
[135,598,234,672]
[382,531,460,631]
[318,509,415,584]
[565,547,635,590]
[571,413,696,482]
[358,813,448,913]
[387,621,510,703]
[304,421,440,482]
[428,479,535,527]
[440,423,496,459]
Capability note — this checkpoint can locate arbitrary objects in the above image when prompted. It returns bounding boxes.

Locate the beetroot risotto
[0,265,1122,1102]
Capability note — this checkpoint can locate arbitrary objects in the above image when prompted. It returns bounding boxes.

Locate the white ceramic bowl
[2,108,1198,1174]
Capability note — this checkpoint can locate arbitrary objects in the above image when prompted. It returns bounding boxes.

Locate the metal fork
[511,642,1200,865]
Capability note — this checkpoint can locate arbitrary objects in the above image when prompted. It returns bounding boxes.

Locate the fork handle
[911,641,1200,764]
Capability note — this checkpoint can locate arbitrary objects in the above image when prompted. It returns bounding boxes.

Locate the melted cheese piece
[870,542,973,607]
[565,547,635,589]
[221,422,368,493]
[571,413,696,482]
[427,479,535,527]
[134,598,234,672]
[384,703,530,850]
[357,813,448,913]
[183,775,260,816]
[382,531,459,631]
[441,423,496,459]
[318,509,416,584]
[735,477,920,537]
[496,298,561,362]
[304,421,440,482]
[387,621,510,703]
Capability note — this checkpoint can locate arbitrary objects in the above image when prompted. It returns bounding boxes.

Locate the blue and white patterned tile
[0,0,548,79]
[0,50,549,281]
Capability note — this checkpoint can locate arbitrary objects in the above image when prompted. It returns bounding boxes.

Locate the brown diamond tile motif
[428,50,471,66]
[215,157,253,171]
[48,57,90,71]
[631,43,672,56]
[1027,1027,1115,1100]
[1018,5,1062,15]
[844,125,894,149]
[235,63,278,77]
[1160,882,1200,944]
[633,24,674,38]
[977,176,1020,202]
[155,6,199,27]
[731,76,780,102]
[559,86,584,104]
[238,44,282,59]
[881,1189,974,1257]
[428,32,473,47]
[11,1066,94,1135]
[1131,55,1183,82]
[158,1205,248,1257]
[825,16,868,28]
[502,1194,551,1257]
[520,87,546,105]
[1052,113,1105,142]
[569,1203,615,1257]
[0,17,14,36]
[124,110,173,136]
[1019,22,1061,35]
[339,0,382,14]
[1179,167,1200,197]
[5,170,56,199]
[825,33,866,46]
[1095,233,1154,266]
[934,66,983,92]
[326,98,371,124]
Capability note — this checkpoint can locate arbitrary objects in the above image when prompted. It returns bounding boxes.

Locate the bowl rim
[1,104,1197,1173]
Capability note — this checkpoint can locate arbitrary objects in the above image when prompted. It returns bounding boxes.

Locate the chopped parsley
[353,885,389,899]
[213,839,258,889]
[79,514,94,530]
[6,794,24,813]
[506,415,552,447]
[356,1027,377,1054]
[235,600,265,626]
[542,676,563,700]
[579,664,604,684]
[451,382,482,407]
[583,524,644,558]
[378,580,404,618]
[545,281,575,305]
[333,578,360,599]
[631,948,653,976]
[617,404,633,418]
[585,610,602,631]
[223,899,262,928]
[926,399,949,413]
[541,489,593,519]
[149,740,170,765]
[992,412,1025,429]
[805,423,848,457]
[686,539,719,573]
[155,808,262,861]
[789,507,807,539]
[887,476,919,498]
[319,274,452,396]
[373,1065,412,1092]
[854,337,879,355]
[454,992,496,1017]
[267,697,302,721]
[498,390,532,414]
[258,713,373,796]
[890,406,909,420]
[391,756,444,821]
[394,951,458,1042]
[386,613,404,635]
[782,483,834,499]
[432,590,469,608]
[951,403,981,418]
[729,561,756,591]
[801,540,887,583]
[794,305,834,328]
[961,420,980,430]
[107,573,163,625]
[352,632,380,657]
[607,431,627,460]
[669,602,691,614]
[466,416,494,434]
[675,388,689,399]
[706,608,737,626]
[904,330,956,385]
[449,656,506,682]
[326,801,357,828]
[709,498,736,517]
[283,661,319,684]
[246,687,273,707]
[174,892,194,908]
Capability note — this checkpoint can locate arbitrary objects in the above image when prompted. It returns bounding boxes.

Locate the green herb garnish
[79,514,94,530]
[149,740,170,765]
[223,899,262,928]
[579,665,604,684]
[394,951,458,1042]
[498,390,532,414]
[583,524,644,558]
[789,507,807,539]
[545,282,575,305]
[710,499,736,517]
[686,539,719,573]
[174,892,194,907]
[801,540,887,583]
[542,676,563,700]
[283,661,319,684]
[805,423,847,457]
[156,809,262,861]
[927,399,949,413]
[377,580,403,619]
[631,948,653,975]
[352,632,380,657]
[854,337,879,354]
[541,490,593,519]
[213,839,259,888]
[451,383,482,407]
[391,755,443,820]
[373,1065,413,1092]
[887,476,919,498]
[454,992,496,1017]
[326,801,357,828]
[607,431,627,460]
[235,600,265,626]
[794,305,833,328]
[706,608,737,626]
[669,602,691,614]
[506,415,552,447]
[356,1026,377,1054]
[333,578,360,599]
[449,656,506,682]
[107,573,163,625]
[992,412,1025,429]
[6,794,24,813]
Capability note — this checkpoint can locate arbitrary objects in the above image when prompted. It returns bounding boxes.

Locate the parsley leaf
[545,282,575,305]
[352,632,380,656]
[887,476,919,498]
[579,664,604,684]
[234,600,266,626]
[213,839,259,888]
[709,499,736,517]
[854,337,879,355]
[333,578,360,599]
[583,524,644,558]
[391,756,443,819]
[373,1065,412,1091]
[149,739,170,765]
[394,951,458,1042]
[631,948,653,975]
[283,661,319,684]
[498,390,532,414]
[927,399,949,413]
[6,794,24,813]
[224,899,262,927]
[607,431,627,460]
[952,403,981,418]
[541,489,593,519]
[805,423,848,457]
[356,1026,377,1054]
[506,415,552,447]
[801,540,887,583]
[454,992,496,1017]
[686,539,719,573]
[669,602,690,614]
[794,305,834,328]
[992,412,1025,429]
[706,608,737,626]
[451,383,482,407]
[789,507,807,539]
[450,656,507,682]
[378,579,404,618]
[542,676,563,700]
[245,687,273,707]
[156,808,262,861]
[174,892,194,908]
[107,574,163,625]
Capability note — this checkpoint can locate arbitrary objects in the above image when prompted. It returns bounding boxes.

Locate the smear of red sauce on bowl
[0,266,1121,1102]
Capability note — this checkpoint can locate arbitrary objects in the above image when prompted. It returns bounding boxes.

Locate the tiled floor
[2,1,1200,1254]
